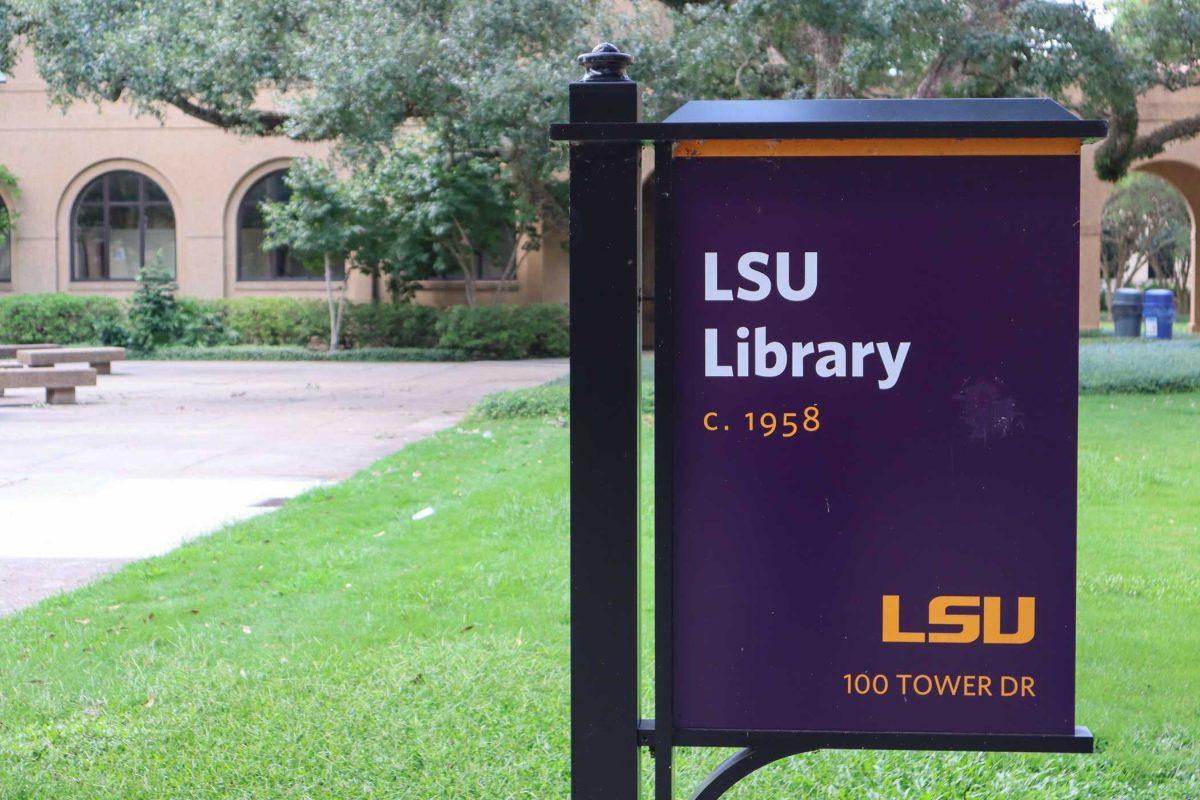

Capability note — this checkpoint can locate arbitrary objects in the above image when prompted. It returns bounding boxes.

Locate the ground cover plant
[0,390,1196,797]
[146,345,464,363]
[1080,339,1200,393]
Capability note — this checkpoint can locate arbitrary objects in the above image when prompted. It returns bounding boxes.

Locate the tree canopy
[3,0,1200,196]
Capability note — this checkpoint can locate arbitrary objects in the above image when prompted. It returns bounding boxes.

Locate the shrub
[0,293,128,345]
[518,304,569,357]
[176,299,239,347]
[221,297,330,347]
[471,383,569,419]
[437,305,529,359]
[128,263,183,352]
[343,303,441,348]
[471,373,653,420]
[435,304,569,359]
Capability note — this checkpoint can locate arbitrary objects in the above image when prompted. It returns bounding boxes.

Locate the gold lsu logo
[882,595,1035,645]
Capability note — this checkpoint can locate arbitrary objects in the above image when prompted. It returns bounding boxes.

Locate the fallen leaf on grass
[75,618,90,625]
[144,694,155,708]
[373,530,386,538]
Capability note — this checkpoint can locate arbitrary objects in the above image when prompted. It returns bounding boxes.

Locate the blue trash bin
[1111,288,1143,337]
[1143,289,1175,339]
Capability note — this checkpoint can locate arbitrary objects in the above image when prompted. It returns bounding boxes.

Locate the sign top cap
[551,96,1107,141]
[664,97,1094,129]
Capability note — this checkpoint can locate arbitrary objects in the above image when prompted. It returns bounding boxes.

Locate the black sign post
[566,43,643,800]
[555,43,1105,800]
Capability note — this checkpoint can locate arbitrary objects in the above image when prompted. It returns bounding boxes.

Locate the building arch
[1134,161,1200,329]
[1095,159,1200,328]
[57,159,182,291]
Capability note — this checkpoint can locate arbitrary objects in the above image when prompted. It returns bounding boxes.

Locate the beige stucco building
[0,50,568,309]
[4,44,1200,330]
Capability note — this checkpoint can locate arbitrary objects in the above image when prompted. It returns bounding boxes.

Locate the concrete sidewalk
[0,359,568,613]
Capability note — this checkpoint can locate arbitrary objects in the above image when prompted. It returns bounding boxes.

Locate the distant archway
[1098,161,1198,329]
[1134,162,1199,329]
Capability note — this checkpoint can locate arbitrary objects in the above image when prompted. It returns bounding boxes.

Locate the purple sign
[668,143,1080,735]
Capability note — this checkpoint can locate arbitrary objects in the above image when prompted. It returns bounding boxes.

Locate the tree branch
[168,95,290,134]
[1130,112,1200,163]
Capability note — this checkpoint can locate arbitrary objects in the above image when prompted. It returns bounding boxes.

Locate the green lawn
[0,395,1197,798]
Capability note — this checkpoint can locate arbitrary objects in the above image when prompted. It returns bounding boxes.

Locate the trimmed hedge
[0,293,127,346]
[437,304,569,359]
[0,293,568,359]
[173,298,442,348]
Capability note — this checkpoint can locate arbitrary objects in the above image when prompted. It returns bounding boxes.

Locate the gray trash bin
[1111,288,1143,337]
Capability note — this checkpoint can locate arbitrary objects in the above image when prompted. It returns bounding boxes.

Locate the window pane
[78,178,104,204]
[239,225,271,279]
[108,171,141,202]
[146,204,174,229]
[74,229,106,280]
[76,205,104,227]
[145,181,168,203]
[144,232,176,273]
[144,204,176,273]
[278,253,342,280]
[479,247,513,280]
[107,206,140,278]
[264,171,291,202]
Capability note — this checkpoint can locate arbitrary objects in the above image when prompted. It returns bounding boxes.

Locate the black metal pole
[652,141,675,800]
[568,43,643,800]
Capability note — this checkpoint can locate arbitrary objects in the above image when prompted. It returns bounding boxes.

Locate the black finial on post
[578,42,634,82]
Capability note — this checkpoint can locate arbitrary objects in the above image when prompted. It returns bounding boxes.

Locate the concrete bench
[17,346,126,374]
[0,343,60,359]
[0,367,97,404]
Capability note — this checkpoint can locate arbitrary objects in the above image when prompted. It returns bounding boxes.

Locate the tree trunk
[461,263,477,308]
[492,246,521,305]
[324,253,341,352]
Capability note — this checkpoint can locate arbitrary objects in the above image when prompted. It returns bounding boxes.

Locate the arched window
[72,171,175,281]
[238,169,343,280]
[0,197,11,282]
